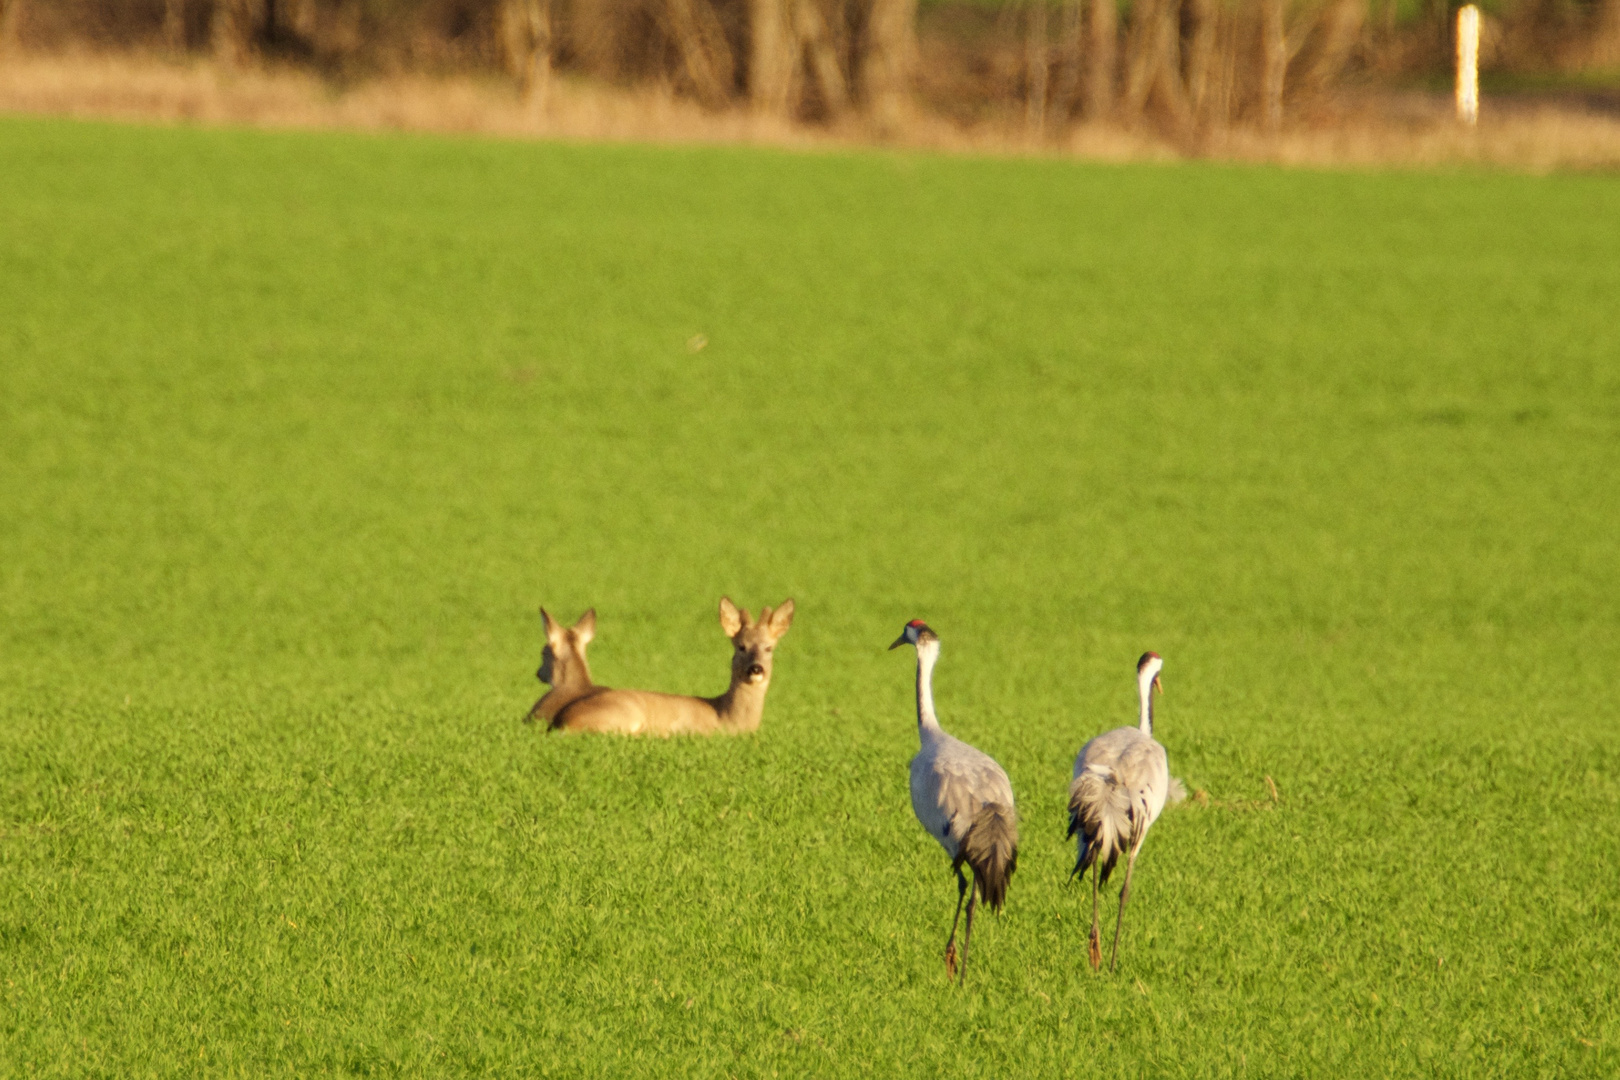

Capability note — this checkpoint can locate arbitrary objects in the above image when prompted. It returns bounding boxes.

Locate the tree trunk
[1026,0,1048,132]
[1148,0,1191,128]
[1085,0,1116,118]
[1120,0,1158,118]
[1303,0,1365,97]
[1261,0,1286,129]
[569,0,621,80]
[500,0,553,103]
[750,0,795,114]
[0,0,23,54]
[798,0,850,117]
[661,0,736,107]
[1594,0,1620,66]
[212,0,255,65]
[163,0,186,53]
[1185,0,1216,119]
[1209,2,1243,128]
[1054,0,1083,118]
[862,0,916,127]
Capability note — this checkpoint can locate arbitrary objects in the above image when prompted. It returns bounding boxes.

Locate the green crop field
[1,116,1617,1077]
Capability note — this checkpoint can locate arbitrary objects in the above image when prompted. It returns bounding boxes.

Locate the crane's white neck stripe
[916,641,942,731]
[1138,671,1155,734]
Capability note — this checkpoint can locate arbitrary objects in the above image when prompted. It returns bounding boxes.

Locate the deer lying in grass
[549,598,794,736]
[525,608,606,724]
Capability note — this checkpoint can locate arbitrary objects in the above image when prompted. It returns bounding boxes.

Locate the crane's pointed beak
[1153,675,1164,696]
[889,634,908,650]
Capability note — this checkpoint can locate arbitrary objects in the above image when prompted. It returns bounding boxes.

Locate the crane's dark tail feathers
[1070,768,1133,887]
[956,802,1018,912]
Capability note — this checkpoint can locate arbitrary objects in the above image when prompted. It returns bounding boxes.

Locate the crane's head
[889,619,938,651]
[1137,651,1164,694]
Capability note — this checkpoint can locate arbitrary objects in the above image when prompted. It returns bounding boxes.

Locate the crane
[891,619,1018,983]
[1069,651,1182,971]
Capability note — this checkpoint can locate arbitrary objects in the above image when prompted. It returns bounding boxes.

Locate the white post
[1456,4,1480,125]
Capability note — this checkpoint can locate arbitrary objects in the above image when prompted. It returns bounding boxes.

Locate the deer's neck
[1138,674,1154,735]
[558,653,592,693]
[555,656,594,699]
[915,642,942,733]
[533,653,596,722]
[710,678,770,731]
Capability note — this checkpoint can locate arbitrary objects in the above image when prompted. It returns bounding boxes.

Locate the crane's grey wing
[932,741,1016,847]
[1073,727,1144,779]
[1117,737,1172,823]
[909,749,956,853]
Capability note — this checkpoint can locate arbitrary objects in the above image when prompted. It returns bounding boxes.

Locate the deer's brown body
[551,598,793,737]
[526,608,604,724]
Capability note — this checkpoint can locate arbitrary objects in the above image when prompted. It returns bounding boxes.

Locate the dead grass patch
[2,49,1618,172]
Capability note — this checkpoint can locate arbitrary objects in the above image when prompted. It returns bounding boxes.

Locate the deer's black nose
[747,663,765,678]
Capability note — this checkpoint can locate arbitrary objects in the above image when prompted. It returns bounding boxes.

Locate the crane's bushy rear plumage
[1071,652,1176,972]
[1068,765,1134,882]
[957,802,1018,911]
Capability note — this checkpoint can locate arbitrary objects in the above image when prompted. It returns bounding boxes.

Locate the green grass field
[2,116,1618,1076]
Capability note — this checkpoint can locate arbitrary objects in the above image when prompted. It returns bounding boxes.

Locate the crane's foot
[945,941,959,980]
[1088,926,1102,971]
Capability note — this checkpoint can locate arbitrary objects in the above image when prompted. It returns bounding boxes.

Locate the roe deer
[526,608,606,724]
[550,598,794,736]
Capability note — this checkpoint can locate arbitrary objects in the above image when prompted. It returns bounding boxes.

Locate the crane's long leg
[944,866,968,979]
[1088,855,1102,970]
[1109,837,1144,973]
[959,881,979,985]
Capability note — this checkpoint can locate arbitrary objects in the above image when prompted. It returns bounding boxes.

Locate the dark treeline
[3,0,1618,131]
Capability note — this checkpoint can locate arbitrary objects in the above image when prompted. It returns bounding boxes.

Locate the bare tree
[1122,0,1189,125]
[212,0,256,65]
[500,0,554,103]
[1148,0,1191,127]
[0,0,25,53]
[1054,0,1084,118]
[798,0,850,116]
[1592,0,1620,66]
[1085,0,1117,119]
[750,0,796,114]
[1027,0,1049,133]
[659,0,736,107]
[1261,0,1286,128]
[1302,0,1365,99]
[163,0,187,53]
[570,0,623,80]
[863,0,916,126]
[1186,0,1218,118]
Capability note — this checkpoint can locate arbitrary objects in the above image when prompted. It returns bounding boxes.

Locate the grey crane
[1068,651,1182,971]
[891,619,1019,983]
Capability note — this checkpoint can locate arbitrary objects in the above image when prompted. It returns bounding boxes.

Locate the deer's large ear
[573,608,596,645]
[541,607,562,644]
[767,599,795,639]
[718,597,743,637]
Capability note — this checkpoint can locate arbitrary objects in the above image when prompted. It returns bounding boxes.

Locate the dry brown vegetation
[2,0,1619,170]
[4,49,1619,170]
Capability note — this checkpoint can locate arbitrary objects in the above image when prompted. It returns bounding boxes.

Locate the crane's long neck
[915,640,942,733]
[1137,672,1155,735]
